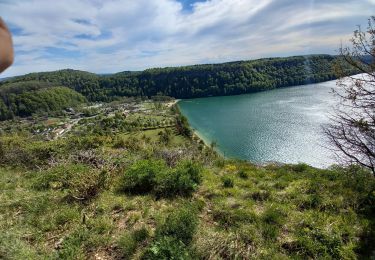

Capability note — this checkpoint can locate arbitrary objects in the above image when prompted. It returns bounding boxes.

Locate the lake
[178,80,339,168]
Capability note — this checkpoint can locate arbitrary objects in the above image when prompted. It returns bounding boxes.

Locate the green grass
[1,159,373,259]
[128,129,186,145]
[0,104,374,259]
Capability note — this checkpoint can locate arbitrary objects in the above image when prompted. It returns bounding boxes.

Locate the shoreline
[177,99,225,156]
[165,99,180,108]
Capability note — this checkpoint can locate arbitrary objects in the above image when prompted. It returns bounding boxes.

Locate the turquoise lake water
[178,80,339,168]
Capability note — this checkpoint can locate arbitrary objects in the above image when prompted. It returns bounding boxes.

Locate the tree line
[1,54,339,102]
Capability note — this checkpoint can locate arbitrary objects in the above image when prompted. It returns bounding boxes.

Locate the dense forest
[0,81,86,120]
[0,55,338,102]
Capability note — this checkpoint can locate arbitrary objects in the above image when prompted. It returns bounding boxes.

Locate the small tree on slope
[324,16,375,175]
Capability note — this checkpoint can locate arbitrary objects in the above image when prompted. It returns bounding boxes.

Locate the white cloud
[0,0,374,77]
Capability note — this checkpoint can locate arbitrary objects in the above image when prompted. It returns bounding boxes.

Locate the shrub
[133,226,149,243]
[32,167,68,191]
[237,169,249,179]
[158,129,172,145]
[222,176,234,188]
[121,159,202,197]
[27,142,61,166]
[262,223,280,240]
[298,194,323,210]
[67,170,107,201]
[156,206,198,245]
[176,114,192,138]
[123,137,141,151]
[193,229,258,259]
[118,233,137,258]
[154,161,202,197]
[261,206,286,241]
[285,227,343,259]
[86,216,113,235]
[177,161,202,185]
[142,237,192,260]
[214,158,226,168]
[118,227,149,258]
[0,136,60,168]
[120,159,166,194]
[69,135,106,150]
[0,232,40,259]
[238,225,262,246]
[57,228,89,259]
[250,190,271,202]
[143,205,197,260]
[112,136,127,149]
[33,164,107,201]
[212,208,257,228]
[291,163,310,173]
[53,206,80,227]
[262,206,286,226]
[33,164,88,190]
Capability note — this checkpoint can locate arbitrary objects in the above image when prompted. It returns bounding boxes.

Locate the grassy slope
[0,105,374,259]
[1,159,374,259]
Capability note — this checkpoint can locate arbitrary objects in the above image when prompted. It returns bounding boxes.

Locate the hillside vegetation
[0,55,337,101]
[0,81,86,120]
[0,101,374,259]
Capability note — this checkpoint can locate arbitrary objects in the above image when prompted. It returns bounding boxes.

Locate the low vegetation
[0,99,374,259]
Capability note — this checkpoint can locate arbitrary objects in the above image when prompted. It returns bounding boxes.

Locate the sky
[0,0,374,78]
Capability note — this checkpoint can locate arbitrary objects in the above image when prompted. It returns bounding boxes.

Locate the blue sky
[0,0,374,77]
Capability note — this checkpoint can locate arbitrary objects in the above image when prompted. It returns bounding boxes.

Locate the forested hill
[0,81,86,120]
[0,55,338,101]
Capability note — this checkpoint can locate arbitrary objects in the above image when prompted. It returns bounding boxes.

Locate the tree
[324,16,375,175]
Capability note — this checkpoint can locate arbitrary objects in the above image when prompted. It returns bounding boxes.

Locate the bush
[212,208,257,228]
[120,159,166,194]
[291,163,310,173]
[222,176,234,188]
[284,228,343,259]
[33,164,106,201]
[262,206,286,226]
[237,170,249,179]
[156,206,198,245]
[118,227,149,258]
[67,170,107,201]
[133,226,149,243]
[142,237,192,260]
[262,223,280,240]
[57,228,89,259]
[0,136,62,168]
[120,160,202,197]
[143,205,197,260]
[53,206,80,227]
[123,137,141,151]
[118,233,137,258]
[250,190,271,202]
[176,114,192,138]
[112,137,127,149]
[158,129,172,145]
[154,161,202,197]
[69,135,107,150]
[298,194,323,210]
